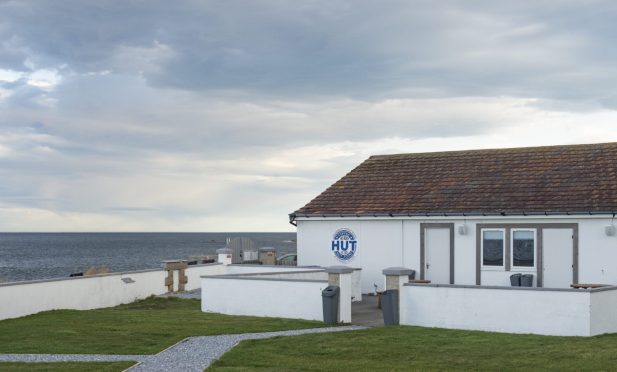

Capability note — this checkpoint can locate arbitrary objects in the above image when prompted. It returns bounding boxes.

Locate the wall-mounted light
[458,224,468,235]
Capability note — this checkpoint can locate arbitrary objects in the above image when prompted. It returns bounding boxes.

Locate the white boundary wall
[0,263,225,320]
[0,270,166,321]
[201,276,327,320]
[401,284,617,336]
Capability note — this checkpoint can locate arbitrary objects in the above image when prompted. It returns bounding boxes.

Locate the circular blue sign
[331,228,357,261]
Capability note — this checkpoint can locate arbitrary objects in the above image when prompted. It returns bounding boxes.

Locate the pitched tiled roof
[293,142,617,217]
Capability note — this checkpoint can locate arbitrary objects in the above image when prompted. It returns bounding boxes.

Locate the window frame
[481,228,506,270]
[510,228,537,271]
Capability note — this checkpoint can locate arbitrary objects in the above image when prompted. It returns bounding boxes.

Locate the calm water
[0,232,296,283]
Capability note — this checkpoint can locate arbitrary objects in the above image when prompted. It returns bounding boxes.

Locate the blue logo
[331,228,357,261]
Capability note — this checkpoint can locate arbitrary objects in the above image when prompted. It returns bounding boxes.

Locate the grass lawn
[0,296,322,355]
[0,362,135,371]
[210,326,617,371]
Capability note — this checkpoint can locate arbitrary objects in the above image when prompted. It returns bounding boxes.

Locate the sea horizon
[0,232,296,283]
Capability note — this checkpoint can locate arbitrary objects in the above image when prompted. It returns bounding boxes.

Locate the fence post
[162,260,188,292]
[325,265,353,323]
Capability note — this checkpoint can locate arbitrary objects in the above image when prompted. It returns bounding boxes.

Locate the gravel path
[0,326,366,371]
[129,326,366,371]
[157,289,201,300]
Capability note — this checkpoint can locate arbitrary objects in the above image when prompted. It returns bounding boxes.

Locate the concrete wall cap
[161,259,187,263]
[382,267,415,276]
[216,248,233,254]
[325,265,354,274]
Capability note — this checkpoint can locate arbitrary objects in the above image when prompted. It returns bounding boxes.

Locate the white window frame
[510,228,537,271]
[481,228,506,270]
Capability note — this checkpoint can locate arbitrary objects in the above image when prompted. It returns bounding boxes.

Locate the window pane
[483,230,504,266]
[513,230,534,267]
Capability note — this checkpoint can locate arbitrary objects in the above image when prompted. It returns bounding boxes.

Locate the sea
[0,232,296,283]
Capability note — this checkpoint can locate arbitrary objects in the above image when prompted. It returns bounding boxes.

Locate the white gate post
[326,265,353,323]
[382,267,414,324]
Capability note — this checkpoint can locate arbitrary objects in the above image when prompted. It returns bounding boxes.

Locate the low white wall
[401,284,593,336]
[0,270,167,321]
[224,264,319,275]
[201,277,327,321]
[0,263,324,321]
[236,270,327,281]
[590,288,617,336]
[184,263,226,291]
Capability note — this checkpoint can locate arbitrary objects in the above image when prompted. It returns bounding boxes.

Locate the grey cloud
[1,1,616,102]
[2,0,617,231]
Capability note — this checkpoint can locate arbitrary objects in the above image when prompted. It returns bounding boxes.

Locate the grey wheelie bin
[381,289,399,325]
[521,274,534,287]
[322,286,340,325]
[510,273,522,286]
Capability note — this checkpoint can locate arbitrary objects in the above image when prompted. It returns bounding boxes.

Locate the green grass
[0,296,322,355]
[210,326,617,371]
[0,362,135,372]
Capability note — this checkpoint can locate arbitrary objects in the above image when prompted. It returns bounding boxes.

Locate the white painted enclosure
[201,276,327,321]
[401,284,617,336]
[0,263,228,321]
[297,217,617,293]
[0,263,317,321]
[200,266,355,322]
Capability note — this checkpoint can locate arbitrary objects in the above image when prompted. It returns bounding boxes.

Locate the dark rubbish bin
[381,289,399,325]
[521,274,534,287]
[322,286,340,325]
[409,270,416,281]
[510,273,522,287]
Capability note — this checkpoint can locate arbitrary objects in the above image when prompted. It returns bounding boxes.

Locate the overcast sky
[1,1,617,232]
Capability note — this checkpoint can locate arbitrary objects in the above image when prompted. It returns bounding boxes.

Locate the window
[482,229,504,267]
[512,229,536,268]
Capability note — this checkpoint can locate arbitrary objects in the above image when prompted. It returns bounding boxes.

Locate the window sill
[511,267,536,272]
[481,267,506,271]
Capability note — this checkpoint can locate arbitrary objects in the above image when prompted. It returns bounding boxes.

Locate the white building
[292,143,617,294]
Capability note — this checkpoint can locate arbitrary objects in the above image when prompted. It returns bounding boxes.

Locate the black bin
[322,286,340,325]
[521,274,534,287]
[381,289,399,325]
[408,270,416,281]
[510,273,522,287]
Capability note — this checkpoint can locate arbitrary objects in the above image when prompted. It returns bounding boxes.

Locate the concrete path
[0,326,365,371]
[352,295,385,327]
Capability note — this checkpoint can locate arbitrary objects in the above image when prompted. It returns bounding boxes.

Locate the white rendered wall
[0,270,167,321]
[297,216,617,290]
[298,220,404,293]
[401,284,592,336]
[590,288,617,336]
[224,265,317,275]
[0,264,328,321]
[233,270,327,281]
[184,264,226,291]
[201,277,327,321]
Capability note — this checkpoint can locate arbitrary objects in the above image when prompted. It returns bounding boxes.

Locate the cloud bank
[1,0,617,231]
